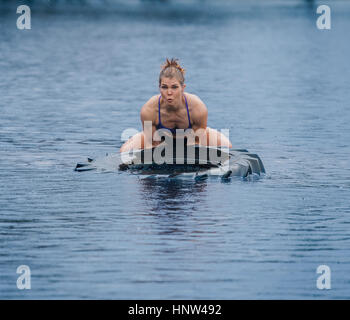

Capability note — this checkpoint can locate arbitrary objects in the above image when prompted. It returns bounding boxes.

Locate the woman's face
[159,77,185,106]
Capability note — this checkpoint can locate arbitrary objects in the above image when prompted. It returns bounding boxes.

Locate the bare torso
[120,93,232,152]
[140,93,208,147]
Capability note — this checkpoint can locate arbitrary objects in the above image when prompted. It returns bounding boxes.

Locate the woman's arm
[140,96,159,149]
[190,94,232,148]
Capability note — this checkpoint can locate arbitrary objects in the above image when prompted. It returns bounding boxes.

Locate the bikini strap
[184,94,192,128]
[158,95,162,127]
[158,94,191,129]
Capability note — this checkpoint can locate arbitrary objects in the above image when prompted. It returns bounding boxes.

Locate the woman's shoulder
[185,93,207,112]
[142,95,159,110]
[140,95,159,121]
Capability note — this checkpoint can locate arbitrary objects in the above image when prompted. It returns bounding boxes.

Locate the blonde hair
[159,58,186,86]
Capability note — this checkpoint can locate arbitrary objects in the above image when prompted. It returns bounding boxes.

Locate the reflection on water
[138,177,207,215]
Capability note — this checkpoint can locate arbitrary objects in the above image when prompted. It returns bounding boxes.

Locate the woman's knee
[206,127,232,148]
[120,132,144,152]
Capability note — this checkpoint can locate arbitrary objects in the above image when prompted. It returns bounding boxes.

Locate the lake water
[0,0,350,299]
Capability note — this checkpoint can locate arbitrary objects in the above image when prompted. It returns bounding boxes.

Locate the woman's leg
[206,127,232,148]
[120,127,232,152]
[120,132,145,153]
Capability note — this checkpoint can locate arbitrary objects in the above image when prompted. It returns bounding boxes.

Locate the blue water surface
[0,0,350,299]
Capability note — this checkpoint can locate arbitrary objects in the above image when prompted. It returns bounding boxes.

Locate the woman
[120,58,232,152]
